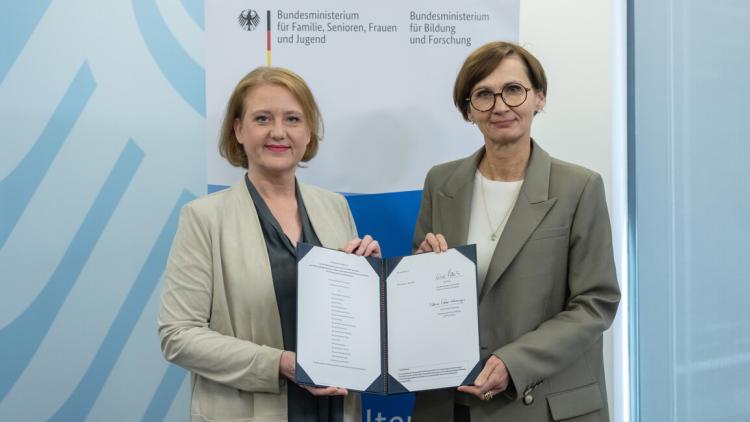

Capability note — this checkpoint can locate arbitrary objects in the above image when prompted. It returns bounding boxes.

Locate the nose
[492,93,510,113]
[270,120,285,139]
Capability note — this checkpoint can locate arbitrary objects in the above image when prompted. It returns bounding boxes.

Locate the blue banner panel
[362,392,416,422]
[344,190,422,258]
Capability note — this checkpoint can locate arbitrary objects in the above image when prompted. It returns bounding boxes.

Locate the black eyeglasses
[466,83,531,111]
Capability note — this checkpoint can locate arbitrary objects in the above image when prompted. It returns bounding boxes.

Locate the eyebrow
[473,81,525,91]
[248,109,303,115]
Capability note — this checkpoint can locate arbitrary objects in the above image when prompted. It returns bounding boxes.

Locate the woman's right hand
[415,233,448,254]
[279,351,349,396]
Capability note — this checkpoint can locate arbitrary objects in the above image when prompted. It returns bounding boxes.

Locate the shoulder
[299,182,345,201]
[428,157,465,177]
[299,182,349,212]
[299,182,356,241]
[548,157,605,203]
[550,157,601,188]
[423,152,478,188]
[299,182,347,204]
[179,185,241,225]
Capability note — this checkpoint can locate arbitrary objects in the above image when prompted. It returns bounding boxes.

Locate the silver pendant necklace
[480,174,519,241]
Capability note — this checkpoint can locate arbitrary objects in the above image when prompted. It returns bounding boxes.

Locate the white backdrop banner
[206,0,519,193]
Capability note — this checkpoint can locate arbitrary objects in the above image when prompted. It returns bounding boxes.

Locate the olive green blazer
[159,180,361,422]
[411,141,620,422]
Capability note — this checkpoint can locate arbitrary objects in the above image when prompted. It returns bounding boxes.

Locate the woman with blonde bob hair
[159,67,378,422]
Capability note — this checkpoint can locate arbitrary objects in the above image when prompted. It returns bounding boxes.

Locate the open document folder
[295,243,481,394]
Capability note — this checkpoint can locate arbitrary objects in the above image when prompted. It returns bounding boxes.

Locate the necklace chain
[480,174,519,241]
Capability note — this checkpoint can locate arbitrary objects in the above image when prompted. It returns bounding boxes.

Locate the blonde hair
[218,67,322,168]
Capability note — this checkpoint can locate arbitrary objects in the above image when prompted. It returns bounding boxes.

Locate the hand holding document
[296,243,480,394]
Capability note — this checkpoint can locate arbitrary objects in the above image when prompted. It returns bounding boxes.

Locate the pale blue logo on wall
[0,0,205,420]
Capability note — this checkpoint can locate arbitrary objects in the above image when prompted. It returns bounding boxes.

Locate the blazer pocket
[546,382,603,421]
[528,225,569,242]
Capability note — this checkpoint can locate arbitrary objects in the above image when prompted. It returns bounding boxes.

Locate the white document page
[386,249,479,391]
[297,246,382,391]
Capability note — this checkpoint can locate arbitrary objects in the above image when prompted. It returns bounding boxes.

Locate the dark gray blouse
[245,176,344,422]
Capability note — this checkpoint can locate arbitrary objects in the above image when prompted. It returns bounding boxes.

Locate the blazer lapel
[299,183,341,249]
[229,179,285,347]
[436,149,484,246]
[479,141,557,301]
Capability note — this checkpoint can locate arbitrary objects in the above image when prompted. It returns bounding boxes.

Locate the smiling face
[467,55,546,147]
[233,83,311,178]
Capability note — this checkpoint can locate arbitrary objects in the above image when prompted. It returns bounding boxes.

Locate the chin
[255,161,299,176]
[486,135,524,147]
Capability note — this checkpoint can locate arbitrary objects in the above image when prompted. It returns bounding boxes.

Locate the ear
[534,91,546,113]
[466,107,476,123]
[233,117,244,144]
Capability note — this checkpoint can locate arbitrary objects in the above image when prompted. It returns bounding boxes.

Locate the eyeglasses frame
[465,83,532,112]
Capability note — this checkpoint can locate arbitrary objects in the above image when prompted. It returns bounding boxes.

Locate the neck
[480,138,531,181]
[247,168,296,199]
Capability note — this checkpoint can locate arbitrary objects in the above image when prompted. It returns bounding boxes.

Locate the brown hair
[218,67,322,168]
[453,41,547,120]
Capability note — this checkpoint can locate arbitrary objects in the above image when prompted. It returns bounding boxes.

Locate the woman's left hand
[341,235,381,258]
[457,355,510,401]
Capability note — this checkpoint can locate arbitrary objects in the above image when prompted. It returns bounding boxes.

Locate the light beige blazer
[159,180,361,422]
[411,141,621,422]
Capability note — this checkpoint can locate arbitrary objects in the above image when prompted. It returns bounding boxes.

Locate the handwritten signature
[428,298,466,307]
[434,268,462,281]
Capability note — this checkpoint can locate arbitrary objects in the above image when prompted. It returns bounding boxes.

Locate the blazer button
[523,393,534,406]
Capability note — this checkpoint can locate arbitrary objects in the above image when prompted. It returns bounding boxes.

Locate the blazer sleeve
[494,173,621,397]
[158,203,284,394]
[412,169,434,251]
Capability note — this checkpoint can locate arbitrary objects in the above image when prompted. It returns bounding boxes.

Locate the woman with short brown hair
[412,41,620,422]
